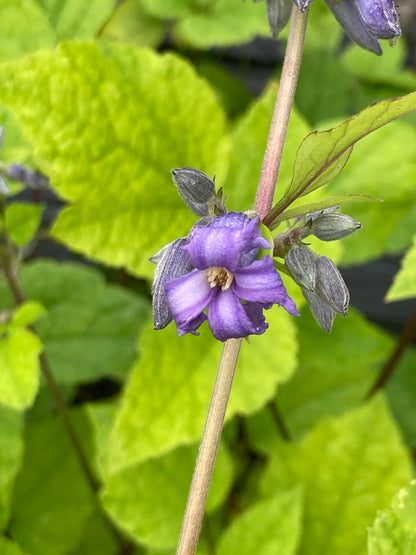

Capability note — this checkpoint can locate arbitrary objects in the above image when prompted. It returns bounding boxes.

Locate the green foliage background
[0,1,416,554]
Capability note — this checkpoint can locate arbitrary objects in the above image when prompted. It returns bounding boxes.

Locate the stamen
[206,267,234,291]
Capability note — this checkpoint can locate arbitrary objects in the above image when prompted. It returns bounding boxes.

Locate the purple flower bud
[315,256,350,316]
[302,287,336,332]
[324,0,382,55]
[151,238,194,330]
[285,246,316,291]
[0,174,9,196]
[310,213,362,241]
[171,167,216,217]
[7,163,49,191]
[267,0,292,38]
[355,0,401,39]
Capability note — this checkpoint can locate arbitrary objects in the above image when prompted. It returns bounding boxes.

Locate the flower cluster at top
[151,168,362,341]
[258,0,401,55]
[151,169,298,342]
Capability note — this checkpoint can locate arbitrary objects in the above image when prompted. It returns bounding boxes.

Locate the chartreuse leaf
[34,0,116,40]
[368,480,416,555]
[261,396,413,555]
[142,0,269,47]
[0,260,150,385]
[0,407,24,529]
[101,0,164,48]
[88,402,233,550]
[5,202,44,246]
[265,92,416,228]
[0,42,228,277]
[109,306,297,473]
[70,509,118,555]
[0,538,28,555]
[385,234,416,301]
[10,301,45,329]
[217,488,303,555]
[246,308,392,452]
[0,326,41,410]
[9,410,95,555]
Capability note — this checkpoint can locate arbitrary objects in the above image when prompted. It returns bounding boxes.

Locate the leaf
[0,328,41,410]
[108,306,297,473]
[0,537,28,555]
[0,42,229,277]
[33,0,117,40]
[9,410,95,555]
[272,193,377,226]
[0,261,150,385]
[0,406,24,529]
[100,0,164,48]
[265,92,416,226]
[261,396,413,555]
[70,509,119,555]
[10,301,46,328]
[217,488,303,555]
[142,0,269,48]
[385,234,416,301]
[245,308,396,452]
[89,402,233,550]
[5,203,44,246]
[368,480,416,555]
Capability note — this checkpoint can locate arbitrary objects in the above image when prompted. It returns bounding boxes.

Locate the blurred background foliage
[0,1,416,554]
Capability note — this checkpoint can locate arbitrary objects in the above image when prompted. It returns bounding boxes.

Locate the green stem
[176,8,308,555]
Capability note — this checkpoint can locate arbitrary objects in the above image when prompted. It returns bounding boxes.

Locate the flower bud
[302,287,336,333]
[324,0,382,55]
[0,175,9,196]
[315,256,350,316]
[285,246,316,291]
[7,163,49,191]
[171,167,216,217]
[151,238,194,330]
[355,0,401,40]
[267,0,292,38]
[310,213,362,241]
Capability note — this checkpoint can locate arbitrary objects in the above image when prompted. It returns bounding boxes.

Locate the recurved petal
[233,257,298,317]
[324,0,382,55]
[355,0,401,39]
[151,238,193,330]
[165,269,213,330]
[207,288,265,341]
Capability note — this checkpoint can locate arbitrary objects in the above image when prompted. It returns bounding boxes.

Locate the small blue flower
[161,212,298,341]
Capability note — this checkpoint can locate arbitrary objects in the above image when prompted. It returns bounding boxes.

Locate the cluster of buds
[257,0,401,54]
[274,206,361,331]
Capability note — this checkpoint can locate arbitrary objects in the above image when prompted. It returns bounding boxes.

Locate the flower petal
[165,269,213,331]
[324,0,382,55]
[187,212,271,271]
[233,257,299,316]
[355,0,401,39]
[207,288,265,341]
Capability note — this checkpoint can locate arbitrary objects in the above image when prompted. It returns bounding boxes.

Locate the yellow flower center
[206,267,234,291]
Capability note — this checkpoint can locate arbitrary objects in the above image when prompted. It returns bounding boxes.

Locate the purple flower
[163,212,298,341]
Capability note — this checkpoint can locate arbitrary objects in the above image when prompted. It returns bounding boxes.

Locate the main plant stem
[176,7,308,555]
